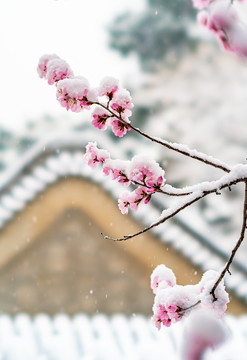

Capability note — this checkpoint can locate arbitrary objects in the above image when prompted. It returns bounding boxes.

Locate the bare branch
[179,300,201,315]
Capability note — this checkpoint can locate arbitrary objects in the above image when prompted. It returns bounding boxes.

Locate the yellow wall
[0,178,245,314]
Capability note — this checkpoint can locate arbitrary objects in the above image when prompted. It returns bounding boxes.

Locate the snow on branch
[103,168,247,241]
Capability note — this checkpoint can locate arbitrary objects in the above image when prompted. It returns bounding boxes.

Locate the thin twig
[94,102,231,174]
[210,180,247,301]
[103,178,245,241]
[103,193,205,241]
[179,300,201,315]
[131,179,192,197]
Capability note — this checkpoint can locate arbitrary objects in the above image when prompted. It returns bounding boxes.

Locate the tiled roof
[0,131,246,303]
[0,313,246,360]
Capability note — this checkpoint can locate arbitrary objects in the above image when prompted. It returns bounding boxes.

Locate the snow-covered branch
[103,171,246,241]
[95,101,231,173]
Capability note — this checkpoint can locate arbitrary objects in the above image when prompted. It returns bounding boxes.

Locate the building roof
[0,313,246,360]
[0,130,246,305]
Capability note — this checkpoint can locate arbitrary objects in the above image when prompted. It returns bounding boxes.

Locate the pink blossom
[134,186,151,205]
[102,159,130,185]
[102,166,111,176]
[118,191,136,214]
[151,265,230,330]
[152,285,199,329]
[152,313,162,331]
[112,169,121,180]
[91,107,111,131]
[151,264,176,294]
[37,54,59,79]
[146,175,164,193]
[118,195,130,214]
[153,304,171,329]
[111,119,131,137]
[110,88,134,116]
[118,172,131,185]
[56,78,96,112]
[151,265,229,330]
[46,58,74,85]
[118,187,150,212]
[128,189,145,211]
[128,156,165,192]
[84,142,110,169]
[167,304,181,322]
[118,188,146,213]
[112,169,130,186]
[98,76,119,99]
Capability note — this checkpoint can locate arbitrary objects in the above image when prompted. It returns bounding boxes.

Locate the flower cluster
[84,142,166,213]
[151,265,229,330]
[38,56,133,137]
[56,78,97,112]
[194,0,247,57]
[84,142,110,169]
[37,54,74,85]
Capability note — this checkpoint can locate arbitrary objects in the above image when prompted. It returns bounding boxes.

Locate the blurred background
[0,0,247,318]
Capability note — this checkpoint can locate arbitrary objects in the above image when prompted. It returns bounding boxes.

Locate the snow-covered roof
[0,313,246,360]
[0,130,246,304]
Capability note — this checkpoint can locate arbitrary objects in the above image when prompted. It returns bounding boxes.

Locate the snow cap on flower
[127,155,165,190]
[103,158,130,185]
[152,284,200,329]
[199,270,229,316]
[85,84,99,103]
[37,54,60,79]
[56,77,92,112]
[98,76,119,98]
[46,57,74,85]
[110,88,134,117]
[162,284,200,312]
[151,264,176,294]
[84,142,110,169]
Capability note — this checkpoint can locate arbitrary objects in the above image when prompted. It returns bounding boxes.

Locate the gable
[0,140,246,315]
[0,177,204,315]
